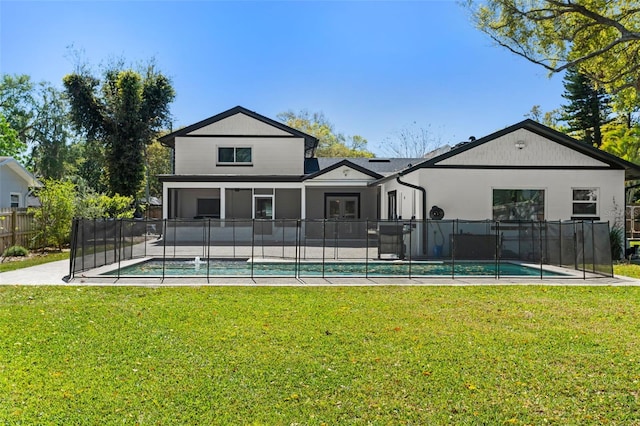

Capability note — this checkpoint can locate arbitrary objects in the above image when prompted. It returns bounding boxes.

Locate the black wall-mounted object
[429,205,445,220]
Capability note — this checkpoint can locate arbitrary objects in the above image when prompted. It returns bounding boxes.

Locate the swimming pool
[104,258,566,277]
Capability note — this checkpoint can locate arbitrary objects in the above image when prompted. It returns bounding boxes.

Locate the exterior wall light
[515,140,526,149]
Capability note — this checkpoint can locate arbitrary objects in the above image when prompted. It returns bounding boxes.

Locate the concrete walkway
[2,259,640,286]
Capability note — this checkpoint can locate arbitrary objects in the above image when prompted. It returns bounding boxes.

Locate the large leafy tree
[63,64,175,198]
[277,110,374,158]
[30,84,76,179]
[145,139,172,198]
[560,68,612,147]
[467,0,640,106]
[0,113,24,159]
[0,74,35,160]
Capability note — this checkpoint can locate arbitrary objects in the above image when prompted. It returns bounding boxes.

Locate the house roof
[305,157,424,176]
[158,106,319,157]
[397,119,640,181]
[303,159,383,180]
[0,157,42,187]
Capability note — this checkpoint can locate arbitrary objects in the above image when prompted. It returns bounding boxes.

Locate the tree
[0,74,35,160]
[381,122,442,158]
[560,68,612,147]
[63,63,175,198]
[278,110,375,157]
[467,0,640,104]
[30,84,76,179]
[0,113,25,159]
[30,179,76,250]
[600,120,640,163]
[144,139,172,198]
[525,105,565,130]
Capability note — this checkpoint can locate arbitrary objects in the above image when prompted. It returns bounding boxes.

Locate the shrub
[610,225,624,261]
[3,245,29,257]
[30,179,75,250]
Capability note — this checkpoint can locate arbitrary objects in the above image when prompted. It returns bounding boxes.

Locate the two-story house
[159,106,640,233]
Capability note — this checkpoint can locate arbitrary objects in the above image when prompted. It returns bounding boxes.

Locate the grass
[614,262,640,279]
[1,286,639,424]
[0,251,69,273]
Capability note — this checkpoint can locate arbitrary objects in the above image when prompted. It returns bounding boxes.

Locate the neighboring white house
[159,107,640,230]
[0,157,42,210]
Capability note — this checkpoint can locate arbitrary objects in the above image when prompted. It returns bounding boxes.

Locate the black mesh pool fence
[68,218,613,280]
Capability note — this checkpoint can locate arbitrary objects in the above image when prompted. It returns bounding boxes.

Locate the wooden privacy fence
[0,209,38,252]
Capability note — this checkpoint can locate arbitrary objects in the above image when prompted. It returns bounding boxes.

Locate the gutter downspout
[396,176,427,255]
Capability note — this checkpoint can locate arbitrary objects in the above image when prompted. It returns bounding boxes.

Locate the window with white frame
[10,193,20,209]
[218,147,252,164]
[572,188,598,217]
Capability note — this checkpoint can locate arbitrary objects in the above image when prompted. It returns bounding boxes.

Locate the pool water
[105,258,566,277]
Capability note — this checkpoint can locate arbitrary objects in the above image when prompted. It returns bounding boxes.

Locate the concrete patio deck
[2,258,640,286]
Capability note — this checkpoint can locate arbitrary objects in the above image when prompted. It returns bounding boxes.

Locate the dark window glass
[218,147,235,162]
[492,189,545,221]
[236,148,252,163]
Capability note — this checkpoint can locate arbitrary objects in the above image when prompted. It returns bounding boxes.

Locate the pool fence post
[408,219,412,279]
[172,219,177,259]
[232,219,236,259]
[207,218,211,283]
[295,219,301,279]
[68,219,78,280]
[581,221,586,279]
[162,219,167,281]
[322,219,326,278]
[495,220,500,279]
[202,220,206,259]
[591,221,596,274]
[143,218,147,258]
[559,221,563,268]
[452,219,457,279]
[365,219,369,279]
[282,219,285,259]
[251,219,255,281]
[93,218,97,271]
[539,220,543,280]
[117,219,123,279]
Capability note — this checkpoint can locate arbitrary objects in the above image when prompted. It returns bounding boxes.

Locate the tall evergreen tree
[63,64,175,198]
[560,68,611,147]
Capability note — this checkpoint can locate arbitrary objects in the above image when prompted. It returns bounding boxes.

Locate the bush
[610,225,624,261]
[3,245,29,257]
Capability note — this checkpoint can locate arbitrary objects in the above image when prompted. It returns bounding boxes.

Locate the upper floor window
[10,193,20,209]
[218,147,252,164]
[493,189,545,221]
[572,188,598,217]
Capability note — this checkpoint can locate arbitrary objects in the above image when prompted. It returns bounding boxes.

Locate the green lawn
[1,286,638,424]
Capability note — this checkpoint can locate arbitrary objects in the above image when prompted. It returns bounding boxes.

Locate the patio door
[325,194,359,238]
[254,195,273,234]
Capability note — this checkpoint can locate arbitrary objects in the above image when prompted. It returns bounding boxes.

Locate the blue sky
[1,0,566,155]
